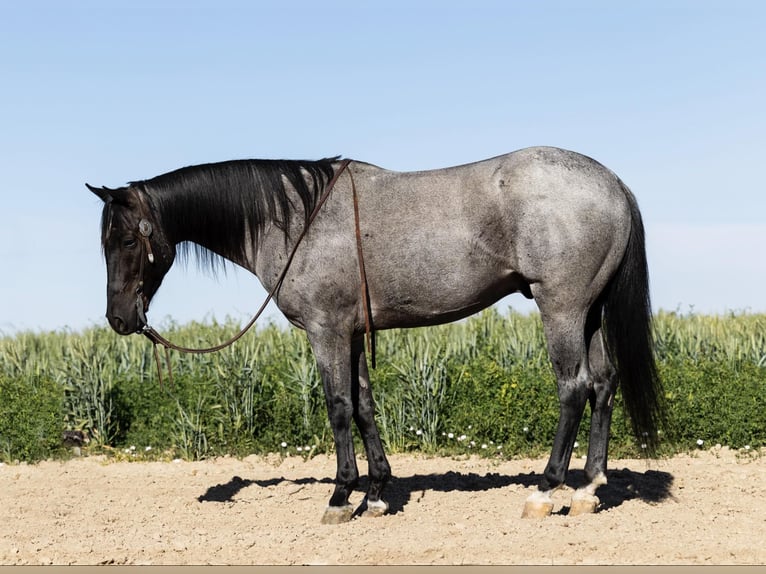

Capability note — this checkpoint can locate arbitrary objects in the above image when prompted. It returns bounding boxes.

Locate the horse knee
[326,395,353,427]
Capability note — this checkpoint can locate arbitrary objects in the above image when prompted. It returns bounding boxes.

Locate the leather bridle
[129,158,376,385]
[132,190,156,330]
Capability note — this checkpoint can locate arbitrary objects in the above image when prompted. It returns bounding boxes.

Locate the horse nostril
[108,314,130,335]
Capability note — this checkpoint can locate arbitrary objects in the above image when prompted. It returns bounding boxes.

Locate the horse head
[87,183,175,335]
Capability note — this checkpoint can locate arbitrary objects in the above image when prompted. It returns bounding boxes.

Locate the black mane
[137,157,338,272]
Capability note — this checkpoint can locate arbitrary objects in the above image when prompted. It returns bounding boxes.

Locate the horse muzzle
[107,312,136,336]
[106,293,148,335]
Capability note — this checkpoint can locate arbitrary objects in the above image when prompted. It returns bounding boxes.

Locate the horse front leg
[309,331,359,525]
[351,336,391,517]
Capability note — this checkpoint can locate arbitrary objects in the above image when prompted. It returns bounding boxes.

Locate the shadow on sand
[197,463,674,516]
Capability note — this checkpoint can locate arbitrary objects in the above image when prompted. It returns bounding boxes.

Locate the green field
[1,309,764,463]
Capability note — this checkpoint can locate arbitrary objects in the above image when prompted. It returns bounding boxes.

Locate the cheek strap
[138,218,155,263]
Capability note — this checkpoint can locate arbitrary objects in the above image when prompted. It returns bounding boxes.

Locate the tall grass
[654,310,766,365]
[0,309,764,462]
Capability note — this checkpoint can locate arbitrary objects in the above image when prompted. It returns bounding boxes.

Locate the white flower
[573,441,579,449]
[696,439,704,446]
[641,443,647,449]
[523,426,529,433]
[129,445,136,451]
[281,442,288,448]
[448,432,454,439]
[145,446,152,452]
[745,445,751,451]
[481,444,488,449]
[297,446,303,452]
[415,429,423,436]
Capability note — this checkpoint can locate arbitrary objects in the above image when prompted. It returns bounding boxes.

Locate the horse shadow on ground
[197,464,674,516]
[366,466,675,516]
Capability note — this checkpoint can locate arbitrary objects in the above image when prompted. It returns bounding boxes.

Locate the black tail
[603,181,665,453]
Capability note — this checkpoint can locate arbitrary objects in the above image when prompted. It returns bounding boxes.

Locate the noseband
[128,159,375,385]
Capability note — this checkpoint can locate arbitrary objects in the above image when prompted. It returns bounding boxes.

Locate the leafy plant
[1,310,764,462]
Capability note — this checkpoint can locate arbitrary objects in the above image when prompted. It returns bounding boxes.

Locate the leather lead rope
[137,158,376,383]
[349,168,376,368]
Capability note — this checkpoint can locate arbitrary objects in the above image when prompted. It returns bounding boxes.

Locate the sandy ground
[1,447,764,566]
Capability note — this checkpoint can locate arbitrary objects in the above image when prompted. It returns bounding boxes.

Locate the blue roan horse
[88,146,663,522]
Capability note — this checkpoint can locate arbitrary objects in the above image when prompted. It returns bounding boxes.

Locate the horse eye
[123,238,137,248]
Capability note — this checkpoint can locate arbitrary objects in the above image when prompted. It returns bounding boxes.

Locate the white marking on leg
[525,487,558,505]
[362,498,389,517]
[569,472,606,515]
[573,471,607,499]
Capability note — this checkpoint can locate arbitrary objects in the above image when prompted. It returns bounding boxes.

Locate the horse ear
[86,183,112,203]
[86,183,131,204]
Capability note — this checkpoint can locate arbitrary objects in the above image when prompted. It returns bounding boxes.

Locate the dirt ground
[1,446,764,565]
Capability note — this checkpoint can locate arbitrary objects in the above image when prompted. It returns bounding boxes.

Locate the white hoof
[522,490,554,519]
[362,498,389,518]
[569,491,600,516]
[569,472,606,516]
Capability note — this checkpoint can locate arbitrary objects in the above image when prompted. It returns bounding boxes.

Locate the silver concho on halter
[138,219,155,263]
[139,219,153,237]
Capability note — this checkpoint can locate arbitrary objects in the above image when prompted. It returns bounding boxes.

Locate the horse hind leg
[569,306,617,516]
[523,302,591,518]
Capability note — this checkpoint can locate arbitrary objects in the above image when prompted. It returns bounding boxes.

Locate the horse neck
[149,174,305,272]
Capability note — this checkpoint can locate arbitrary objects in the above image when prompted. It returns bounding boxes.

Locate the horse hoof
[362,499,389,518]
[522,489,554,518]
[569,493,600,516]
[321,504,354,524]
[521,500,554,519]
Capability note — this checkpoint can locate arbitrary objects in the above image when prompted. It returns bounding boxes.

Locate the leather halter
[131,159,376,384]
[132,190,156,328]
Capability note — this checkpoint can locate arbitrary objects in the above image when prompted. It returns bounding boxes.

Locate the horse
[87,146,663,522]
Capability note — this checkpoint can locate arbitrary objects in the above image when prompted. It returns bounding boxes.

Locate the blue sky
[1,1,764,333]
